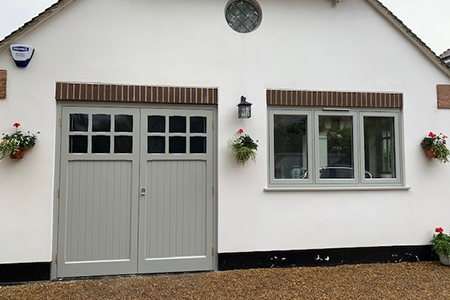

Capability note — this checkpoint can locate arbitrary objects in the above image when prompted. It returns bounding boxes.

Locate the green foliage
[431,232,450,257]
[319,116,353,161]
[233,145,256,163]
[273,115,307,155]
[229,130,258,165]
[421,132,450,163]
[0,125,39,160]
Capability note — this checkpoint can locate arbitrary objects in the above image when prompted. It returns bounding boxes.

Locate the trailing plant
[228,129,258,165]
[431,227,450,257]
[0,123,39,160]
[421,131,450,163]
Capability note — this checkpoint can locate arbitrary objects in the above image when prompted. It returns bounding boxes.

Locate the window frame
[269,110,313,186]
[268,107,404,188]
[360,111,402,186]
[314,110,359,186]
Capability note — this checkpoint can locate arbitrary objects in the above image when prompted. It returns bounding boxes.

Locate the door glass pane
[190,137,206,153]
[169,137,186,153]
[92,114,111,132]
[115,115,133,132]
[364,116,395,179]
[190,117,207,133]
[148,136,165,153]
[69,135,88,153]
[114,136,133,153]
[169,116,186,133]
[148,116,165,133]
[70,114,88,132]
[92,136,110,153]
[274,115,308,179]
[319,115,354,179]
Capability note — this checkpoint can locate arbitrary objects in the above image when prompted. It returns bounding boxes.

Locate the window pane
[319,116,353,179]
[148,136,165,153]
[69,135,87,153]
[70,114,88,132]
[190,137,206,153]
[274,115,308,179]
[190,117,207,133]
[364,117,395,179]
[115,115,133,132]
[92,136,110,153]
[169,116,186,133]
[114,136,132,153]
[92,114,111,132]
[148,116,165,133]
[169,137,186,153]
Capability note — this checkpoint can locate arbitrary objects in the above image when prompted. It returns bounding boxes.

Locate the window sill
[264,186,411,192]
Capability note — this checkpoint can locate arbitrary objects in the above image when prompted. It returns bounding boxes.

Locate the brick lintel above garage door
[267,89,403,108]
[56,82,218,105]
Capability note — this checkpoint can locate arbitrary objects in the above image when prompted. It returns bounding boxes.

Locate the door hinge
[211,247,214,256]
[57,189,61,198]
[55,253,58,264]
[60,118,62,127]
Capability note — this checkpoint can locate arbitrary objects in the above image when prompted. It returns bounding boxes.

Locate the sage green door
[138,109,214,273]
[57,106,214,278]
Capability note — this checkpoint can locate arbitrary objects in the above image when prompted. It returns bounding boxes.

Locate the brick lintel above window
[267,90,403,108]
[56,82,218,105]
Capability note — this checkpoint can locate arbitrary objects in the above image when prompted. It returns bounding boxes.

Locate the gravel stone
[2,262,450,300]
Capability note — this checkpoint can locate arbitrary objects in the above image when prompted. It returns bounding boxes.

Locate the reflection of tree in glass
[320,116,352,165]
[274,115,307,154]
[364,117,394,174]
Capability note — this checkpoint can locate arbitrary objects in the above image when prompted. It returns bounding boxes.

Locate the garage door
[57,106,215,278]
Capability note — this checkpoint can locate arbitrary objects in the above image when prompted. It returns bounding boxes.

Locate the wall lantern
[238,95,252,119]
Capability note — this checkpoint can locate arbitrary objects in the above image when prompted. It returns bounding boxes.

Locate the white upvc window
[268,108,403,188]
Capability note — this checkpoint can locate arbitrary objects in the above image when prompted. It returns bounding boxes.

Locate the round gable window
[225,0,262,33]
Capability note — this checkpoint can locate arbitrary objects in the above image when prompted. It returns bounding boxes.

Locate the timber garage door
[57,106,214,278]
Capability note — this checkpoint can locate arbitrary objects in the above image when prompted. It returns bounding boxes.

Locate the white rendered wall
[0,0,450,263]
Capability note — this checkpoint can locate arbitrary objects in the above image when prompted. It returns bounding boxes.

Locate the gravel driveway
[1,262,450,299]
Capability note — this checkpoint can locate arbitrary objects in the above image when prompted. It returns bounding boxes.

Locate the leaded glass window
[226,1,261,33]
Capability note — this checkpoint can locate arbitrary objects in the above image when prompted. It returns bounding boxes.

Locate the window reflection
[364,117,395,179]
[318,116,354,179]
[274,115,308,179]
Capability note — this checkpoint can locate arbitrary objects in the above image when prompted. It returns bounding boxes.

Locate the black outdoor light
[238,95,252,119]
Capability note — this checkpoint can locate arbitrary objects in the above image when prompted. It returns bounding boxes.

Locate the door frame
[51,102,218,279]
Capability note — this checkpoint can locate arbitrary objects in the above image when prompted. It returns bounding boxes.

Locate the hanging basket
[425,148,437,159]
[10,148,26,159]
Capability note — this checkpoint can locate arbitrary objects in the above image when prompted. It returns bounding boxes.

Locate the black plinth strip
[218,245,434,271]
[0,262,50,284]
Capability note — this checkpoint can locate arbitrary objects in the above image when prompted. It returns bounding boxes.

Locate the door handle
[141,188,146,196]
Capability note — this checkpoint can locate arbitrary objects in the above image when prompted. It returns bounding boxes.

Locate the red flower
[435,227,444,233]
[13,122,20,128]
[238,129,244,134]
[429,131,434,137]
